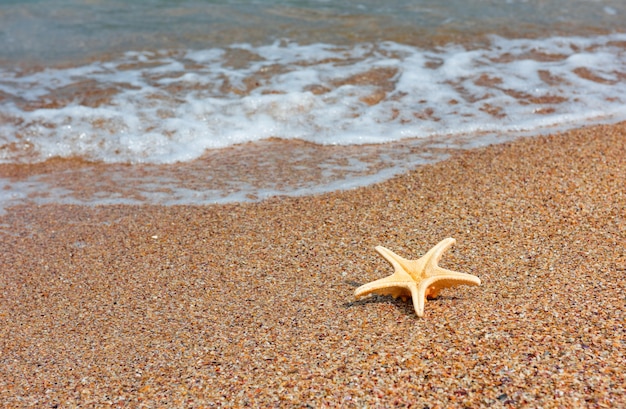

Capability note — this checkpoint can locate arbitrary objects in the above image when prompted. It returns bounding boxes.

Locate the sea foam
[1,33,626,164]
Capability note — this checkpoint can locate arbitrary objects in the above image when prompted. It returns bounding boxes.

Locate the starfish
[354,238,481,317]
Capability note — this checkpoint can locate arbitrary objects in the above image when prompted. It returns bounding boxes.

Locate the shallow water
[2,0,624,63]
[0,0,625,212]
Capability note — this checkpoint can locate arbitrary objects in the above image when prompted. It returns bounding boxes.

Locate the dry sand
[0,123,624,408]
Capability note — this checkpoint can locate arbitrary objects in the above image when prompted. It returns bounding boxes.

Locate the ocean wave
[1,33,625,164]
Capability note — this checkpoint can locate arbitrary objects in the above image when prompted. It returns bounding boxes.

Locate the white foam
[1,33,626,164]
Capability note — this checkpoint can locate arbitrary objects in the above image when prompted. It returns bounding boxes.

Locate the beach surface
[1,123,624,407]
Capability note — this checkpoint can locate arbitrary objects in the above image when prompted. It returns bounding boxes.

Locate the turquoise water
[2,0,624,64]
[0,0,625,212]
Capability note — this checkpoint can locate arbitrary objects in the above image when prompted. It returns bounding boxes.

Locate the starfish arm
[418,272,481,300]
[408,282,426,317]
[375,246,413,274]
[423,238,456,276]
[432,269,481,287]
[354,270,414,300]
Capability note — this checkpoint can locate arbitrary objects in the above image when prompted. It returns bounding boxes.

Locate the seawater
[0,0,625,212]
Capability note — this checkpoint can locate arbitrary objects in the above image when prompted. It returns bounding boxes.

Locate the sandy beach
[1,122,624,407]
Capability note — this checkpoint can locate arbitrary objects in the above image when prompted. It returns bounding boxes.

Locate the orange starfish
[354,238,481,317]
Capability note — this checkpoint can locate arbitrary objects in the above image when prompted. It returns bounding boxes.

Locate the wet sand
[0,123,624,407]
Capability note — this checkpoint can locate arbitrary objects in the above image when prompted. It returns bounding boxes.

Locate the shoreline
[1,117,621,213]
[1,122,624,407]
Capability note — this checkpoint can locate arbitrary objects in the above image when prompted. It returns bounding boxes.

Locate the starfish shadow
[344,294,410,312]
[343,280,461,316]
